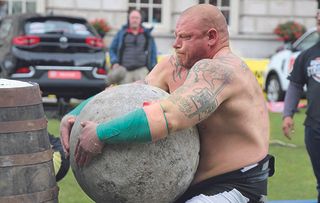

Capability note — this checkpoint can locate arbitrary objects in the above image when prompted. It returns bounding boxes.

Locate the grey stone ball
[70,84,200,203]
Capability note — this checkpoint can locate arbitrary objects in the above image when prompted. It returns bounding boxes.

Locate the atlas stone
[70,84,200,203]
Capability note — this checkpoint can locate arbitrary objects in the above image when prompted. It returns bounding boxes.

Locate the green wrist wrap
[68,96,94,116]
[96,108,152,143]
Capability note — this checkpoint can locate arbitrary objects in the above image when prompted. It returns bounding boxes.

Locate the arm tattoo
[168,59,233,121]
[169,55,188,82]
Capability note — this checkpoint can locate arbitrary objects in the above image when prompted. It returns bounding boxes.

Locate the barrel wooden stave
[0,81,58,203]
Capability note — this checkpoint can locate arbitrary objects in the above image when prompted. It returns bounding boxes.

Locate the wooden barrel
[0,79,58,203]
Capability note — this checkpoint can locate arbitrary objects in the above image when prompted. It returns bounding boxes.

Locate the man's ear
[207,28,218,46]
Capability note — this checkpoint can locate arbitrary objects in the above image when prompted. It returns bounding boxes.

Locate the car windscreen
[295,31,320,51]
[24,19,93,35]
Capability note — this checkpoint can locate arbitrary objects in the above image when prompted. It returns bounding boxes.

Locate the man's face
[172,16,210,69]
[129,11,142,29]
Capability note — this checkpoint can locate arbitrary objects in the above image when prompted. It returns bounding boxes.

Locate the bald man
[61,4,274,203]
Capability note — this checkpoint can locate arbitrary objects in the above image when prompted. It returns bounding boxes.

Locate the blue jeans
[305,125,320,202]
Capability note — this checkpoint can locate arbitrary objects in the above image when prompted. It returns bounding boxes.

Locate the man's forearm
[96,103,169,144]
[283,81,303,118]
[68,96,94,116]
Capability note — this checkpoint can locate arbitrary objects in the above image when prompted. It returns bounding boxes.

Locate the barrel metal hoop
[0,84,42,107]
[0,186,59,203]
[0,117,47,133]
[0,149,53,167]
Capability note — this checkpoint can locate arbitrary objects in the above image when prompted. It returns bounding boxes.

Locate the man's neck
[127,26,143,35]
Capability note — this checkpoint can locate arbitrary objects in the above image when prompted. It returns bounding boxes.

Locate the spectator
[108,9,157,84]
[282,11,320,202]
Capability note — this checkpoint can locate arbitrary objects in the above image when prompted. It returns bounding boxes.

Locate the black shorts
[174,154,275,203]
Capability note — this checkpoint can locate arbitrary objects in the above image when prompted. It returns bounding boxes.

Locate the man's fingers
[83,154,93,166]
[68,117,76,124]
[74,139,80,160]
[77,149,88,167]
[282,125,292,140]
[284,132,292,140]
[60,133,70,157]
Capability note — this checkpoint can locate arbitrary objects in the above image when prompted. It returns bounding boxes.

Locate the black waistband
[195,154,275,186]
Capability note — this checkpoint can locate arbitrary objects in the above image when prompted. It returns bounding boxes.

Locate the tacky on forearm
[96,108,152,143]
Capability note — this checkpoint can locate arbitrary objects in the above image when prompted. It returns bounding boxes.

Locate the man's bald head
[180,4,229,39]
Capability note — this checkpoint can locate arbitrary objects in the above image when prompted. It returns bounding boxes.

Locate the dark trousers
[305,126,320,202]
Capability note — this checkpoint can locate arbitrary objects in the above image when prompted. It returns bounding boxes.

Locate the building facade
[0,0,318,58]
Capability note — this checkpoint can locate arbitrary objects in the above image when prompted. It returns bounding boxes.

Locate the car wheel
[266,75,284,102]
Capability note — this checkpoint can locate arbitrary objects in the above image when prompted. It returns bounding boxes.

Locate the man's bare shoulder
[189,58,234,83]
[190,54,250,81]
[144,55,174,91]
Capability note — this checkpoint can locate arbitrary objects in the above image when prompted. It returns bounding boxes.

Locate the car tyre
[266,74,284,102]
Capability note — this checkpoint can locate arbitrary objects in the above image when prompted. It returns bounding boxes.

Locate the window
[0,0,37,17]
[296,30,320,52]
[128,0,162,24]
[25,20,92,35]
[199,0,230,24]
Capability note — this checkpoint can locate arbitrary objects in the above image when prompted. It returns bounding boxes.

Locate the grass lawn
[47,108,317,202]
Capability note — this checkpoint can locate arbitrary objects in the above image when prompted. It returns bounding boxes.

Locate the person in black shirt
[283,12,320,202]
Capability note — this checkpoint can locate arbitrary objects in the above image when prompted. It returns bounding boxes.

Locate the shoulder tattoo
[168,58,233,121]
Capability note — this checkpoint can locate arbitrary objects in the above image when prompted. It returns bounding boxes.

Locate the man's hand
[60,115,76,158]
[282,116,294,140]
[74,121,105,167]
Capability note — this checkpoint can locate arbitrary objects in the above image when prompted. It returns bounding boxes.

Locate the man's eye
[181,35,191,39]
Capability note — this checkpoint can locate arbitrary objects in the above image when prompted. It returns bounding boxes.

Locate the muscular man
[61,4,273,202]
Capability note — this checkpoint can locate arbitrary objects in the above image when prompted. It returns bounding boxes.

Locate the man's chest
[167,67,189,93]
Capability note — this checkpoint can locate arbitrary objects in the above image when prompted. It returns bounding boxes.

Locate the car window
[0,18,12,39]
[24,20,92,35]
[295,31,320,51]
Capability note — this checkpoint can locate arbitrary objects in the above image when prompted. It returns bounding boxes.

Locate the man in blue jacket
[109,9,157,84]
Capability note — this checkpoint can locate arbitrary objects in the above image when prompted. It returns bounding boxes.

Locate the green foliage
[48,108,316,202]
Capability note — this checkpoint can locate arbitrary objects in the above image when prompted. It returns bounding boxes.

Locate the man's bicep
[167,59,232,124]
[167,82,218,126]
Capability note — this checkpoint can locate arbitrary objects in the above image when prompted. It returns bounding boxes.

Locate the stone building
[0,0,318,58]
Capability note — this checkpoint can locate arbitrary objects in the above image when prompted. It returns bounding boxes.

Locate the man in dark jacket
[109,9,157,84]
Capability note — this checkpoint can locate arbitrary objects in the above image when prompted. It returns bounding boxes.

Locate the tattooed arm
[150,58,233,134]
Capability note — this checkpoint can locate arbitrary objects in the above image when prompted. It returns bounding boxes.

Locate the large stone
[70,84,200,203]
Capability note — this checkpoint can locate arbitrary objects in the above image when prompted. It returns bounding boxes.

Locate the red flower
[273,21,306,43]
[90,18,111,36]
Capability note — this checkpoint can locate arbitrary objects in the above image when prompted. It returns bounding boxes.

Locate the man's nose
[172,38,181,49]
